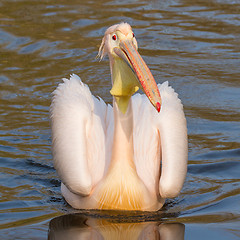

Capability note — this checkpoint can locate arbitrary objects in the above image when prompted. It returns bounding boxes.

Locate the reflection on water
[0,0,240,239]
[48,213,185,240]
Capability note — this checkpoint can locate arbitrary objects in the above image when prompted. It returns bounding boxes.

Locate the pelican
[50,23,188,211]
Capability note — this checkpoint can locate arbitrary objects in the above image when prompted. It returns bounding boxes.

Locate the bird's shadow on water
[48,209,185,240]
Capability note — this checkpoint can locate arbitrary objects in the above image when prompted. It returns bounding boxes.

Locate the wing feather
[157,82,188,198]
[50,74,109,196]
[132,81,188,198]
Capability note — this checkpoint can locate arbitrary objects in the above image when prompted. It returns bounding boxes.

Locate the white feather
[157,82,188,198]
[50,74,109,196]
[132,82,188,199]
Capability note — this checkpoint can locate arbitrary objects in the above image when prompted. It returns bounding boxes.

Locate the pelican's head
[98,23,161,114]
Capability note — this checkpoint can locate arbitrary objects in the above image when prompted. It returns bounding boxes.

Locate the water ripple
[0,0,239,239]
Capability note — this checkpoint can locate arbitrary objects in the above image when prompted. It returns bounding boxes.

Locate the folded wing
[132,81,188,199]
[50,74,111,196]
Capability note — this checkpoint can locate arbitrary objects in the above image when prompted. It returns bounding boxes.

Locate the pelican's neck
[110,98,135,168]
[108,56,138,168]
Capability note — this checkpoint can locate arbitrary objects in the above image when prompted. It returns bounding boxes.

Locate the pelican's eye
[112,34,117,41]
[132,32,135,38]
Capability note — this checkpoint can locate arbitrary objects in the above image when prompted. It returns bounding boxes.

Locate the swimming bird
[50,23,188,211]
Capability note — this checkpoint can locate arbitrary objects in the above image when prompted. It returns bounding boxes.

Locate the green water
[0,0,239,239]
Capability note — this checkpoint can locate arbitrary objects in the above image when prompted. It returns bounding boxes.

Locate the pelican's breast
[95,161,151,210]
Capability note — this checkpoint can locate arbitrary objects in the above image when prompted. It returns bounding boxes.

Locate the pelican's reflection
[48,213,185,240]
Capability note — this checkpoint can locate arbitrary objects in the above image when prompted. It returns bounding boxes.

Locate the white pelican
[50,23,188,211]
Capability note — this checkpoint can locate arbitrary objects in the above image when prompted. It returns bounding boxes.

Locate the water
[0,0,239,239]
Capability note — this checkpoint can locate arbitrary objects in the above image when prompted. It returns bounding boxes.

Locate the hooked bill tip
[156,102,161,112]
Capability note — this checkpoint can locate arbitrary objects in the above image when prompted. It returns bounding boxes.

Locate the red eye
[112,34,117,40]
[132,32,135,37]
